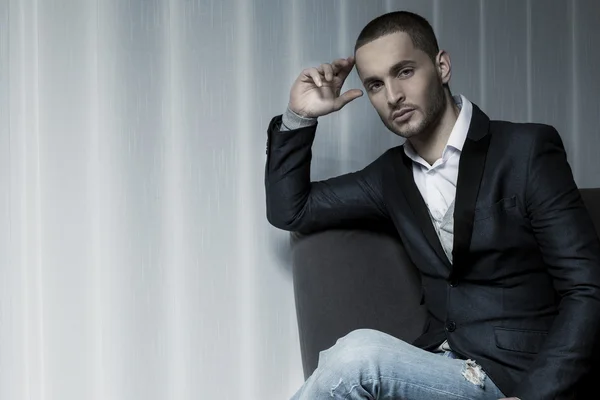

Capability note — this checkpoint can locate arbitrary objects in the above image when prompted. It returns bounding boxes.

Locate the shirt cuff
[280,106,317,131]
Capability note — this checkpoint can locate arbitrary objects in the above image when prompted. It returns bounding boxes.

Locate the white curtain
[1,1,599,399]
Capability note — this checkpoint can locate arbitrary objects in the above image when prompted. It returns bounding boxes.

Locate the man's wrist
[280,106,317,131]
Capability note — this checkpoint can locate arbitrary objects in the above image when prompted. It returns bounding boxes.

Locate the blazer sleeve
[264,115,391,234]
[511,125,600,399]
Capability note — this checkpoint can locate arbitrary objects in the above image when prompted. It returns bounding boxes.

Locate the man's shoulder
[489,119,562,146]
[490,119,557,135]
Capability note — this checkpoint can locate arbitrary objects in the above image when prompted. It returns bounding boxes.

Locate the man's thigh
[296,328,505,400]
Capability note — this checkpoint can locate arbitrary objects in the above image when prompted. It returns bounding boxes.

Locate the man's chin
[389,123,422,139]
[395,131,420,140]
[387,117,419,134]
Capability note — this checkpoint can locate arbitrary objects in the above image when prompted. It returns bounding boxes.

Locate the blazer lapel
[391,103,492,273]
[451,103,491,277]
[394,149,452,267]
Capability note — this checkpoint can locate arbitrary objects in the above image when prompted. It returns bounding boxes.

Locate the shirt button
[446,321,456,332]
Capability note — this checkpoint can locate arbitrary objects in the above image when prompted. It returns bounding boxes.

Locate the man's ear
[436,50,452,85]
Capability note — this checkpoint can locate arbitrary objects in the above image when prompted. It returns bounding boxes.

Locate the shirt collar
[403,94,473,165]
[446,94,472,153]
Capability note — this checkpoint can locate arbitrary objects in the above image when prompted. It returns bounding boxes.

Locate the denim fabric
[290,328,506,399]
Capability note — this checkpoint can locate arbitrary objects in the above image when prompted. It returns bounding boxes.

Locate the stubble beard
[383,83,447,140]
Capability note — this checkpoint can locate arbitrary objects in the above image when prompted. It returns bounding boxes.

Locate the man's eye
[399,69,414,77]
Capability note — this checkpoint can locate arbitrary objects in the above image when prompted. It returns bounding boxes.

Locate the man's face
[355,31,447,139]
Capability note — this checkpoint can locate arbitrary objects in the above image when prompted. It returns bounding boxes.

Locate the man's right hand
[288,56,364,119]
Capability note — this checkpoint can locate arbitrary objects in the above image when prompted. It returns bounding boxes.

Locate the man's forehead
[355,31,417,75]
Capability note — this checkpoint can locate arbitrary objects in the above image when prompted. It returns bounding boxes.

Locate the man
[264,10,600,400]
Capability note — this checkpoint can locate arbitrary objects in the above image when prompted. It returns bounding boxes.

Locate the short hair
[354,11,440,63]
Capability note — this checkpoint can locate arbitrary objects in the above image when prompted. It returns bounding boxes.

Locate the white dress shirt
[403,94,473,352]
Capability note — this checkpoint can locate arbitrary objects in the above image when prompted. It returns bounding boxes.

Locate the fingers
[332,57,355,81]
[315,63,335,83]
[321,63,334,82]
[333,88,363,111]
[301,57,355,87]
[302,67,323,87]
[330,58,347,75]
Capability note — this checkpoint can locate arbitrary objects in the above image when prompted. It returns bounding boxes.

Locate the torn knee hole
[461,359,486,388]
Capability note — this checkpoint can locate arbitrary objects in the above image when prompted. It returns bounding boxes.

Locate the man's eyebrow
[362,60,417,86]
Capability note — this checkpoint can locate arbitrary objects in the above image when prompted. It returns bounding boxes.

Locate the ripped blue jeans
[290,328,506,399]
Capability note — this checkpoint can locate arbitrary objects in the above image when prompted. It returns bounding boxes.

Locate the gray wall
[0,1,598,400]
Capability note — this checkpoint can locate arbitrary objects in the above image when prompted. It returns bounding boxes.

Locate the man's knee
[335,328,408,351]
[337,328,393,347]
[319,328,397,369]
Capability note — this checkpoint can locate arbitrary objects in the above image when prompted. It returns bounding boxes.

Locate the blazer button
[449,279,458,287]
[446,320,456,332]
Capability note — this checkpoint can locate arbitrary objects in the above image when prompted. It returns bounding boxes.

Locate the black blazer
[264,103,600,399]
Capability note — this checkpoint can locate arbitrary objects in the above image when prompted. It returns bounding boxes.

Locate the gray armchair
[290,188,600,391]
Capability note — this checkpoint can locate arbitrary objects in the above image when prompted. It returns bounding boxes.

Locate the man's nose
[386,82,404,106]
